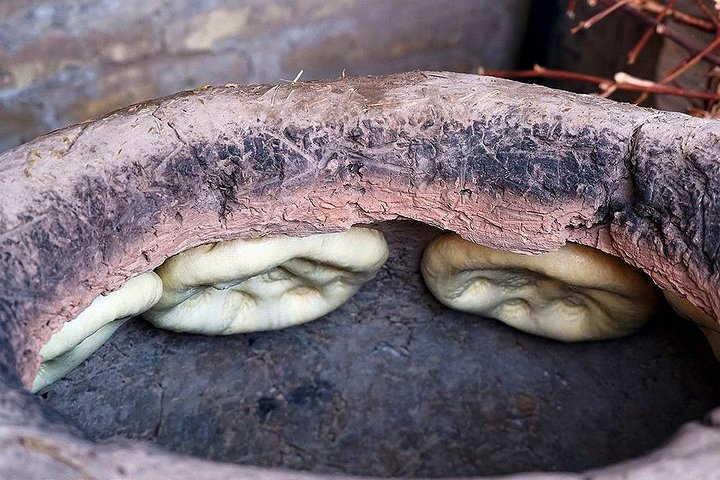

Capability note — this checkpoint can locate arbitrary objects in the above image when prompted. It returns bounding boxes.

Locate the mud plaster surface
[2,71,718,392]
[42,221,720,478]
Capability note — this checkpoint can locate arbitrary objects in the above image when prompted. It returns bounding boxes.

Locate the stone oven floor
[40,221,720,478]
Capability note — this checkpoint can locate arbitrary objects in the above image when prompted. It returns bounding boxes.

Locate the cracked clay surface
[2,71,720,479]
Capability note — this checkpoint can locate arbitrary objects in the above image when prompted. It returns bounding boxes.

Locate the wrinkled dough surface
[34,271,163,392]
[144,227,389,334]
[421,234,660,342]
[33,319,129,393]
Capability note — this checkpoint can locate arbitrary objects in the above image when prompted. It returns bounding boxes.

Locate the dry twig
[480,66,720,101]
[627,0,676,64]
[481,0,720,117]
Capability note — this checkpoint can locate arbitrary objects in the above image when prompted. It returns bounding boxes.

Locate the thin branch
[567,0,578,18]
[479,66,720,101]
[627,0,676,64]
[614,72,720,100]
[479,65,613,88]
[632,91,650,105]
[661,34,720,84]
[638,0,715,31]
[690,0,720,30]
[596,0,720,66]
[571,0,632,34]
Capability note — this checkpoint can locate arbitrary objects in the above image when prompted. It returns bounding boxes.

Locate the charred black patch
[190,143,245,219]
[347,161,363,178]
[0,159,175,386]
[360,119,404,148]
[159,130,315,218]
[430,118,627,215]
[217,143,242,160]
[244,136,285,174]
[1,128,322,343]
[625,127,720,273]
[331,116,629,222]
[283,125,311,148]
[284,125,330,162]
[408,138,438,166]
[349,126,364,142]
[531,120,564,142]
[421,119,435,130]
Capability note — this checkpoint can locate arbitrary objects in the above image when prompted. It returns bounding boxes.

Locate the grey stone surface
[42,221,720,478]
[0,0,530,153]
